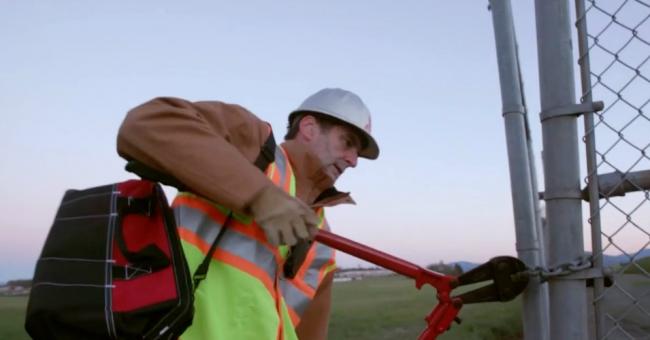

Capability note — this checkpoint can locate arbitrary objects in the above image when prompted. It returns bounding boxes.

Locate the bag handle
[114,192,170,274]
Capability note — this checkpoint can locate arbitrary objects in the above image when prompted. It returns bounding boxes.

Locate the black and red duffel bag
[25,179,194,339]
[26,134,276,339]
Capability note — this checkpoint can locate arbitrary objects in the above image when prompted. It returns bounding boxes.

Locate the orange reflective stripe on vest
[280,211,337,326]
[174,203,280,294]
[174,195,276,252]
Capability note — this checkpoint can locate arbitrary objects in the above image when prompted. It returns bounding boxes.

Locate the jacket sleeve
[117,97,274,213]
[295,271,334,340]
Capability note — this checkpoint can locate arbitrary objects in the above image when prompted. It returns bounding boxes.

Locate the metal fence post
[534,0,589,338]
[489,1,550,339]
[573,1,605,338]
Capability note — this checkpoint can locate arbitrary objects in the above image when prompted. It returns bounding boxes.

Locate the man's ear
[297,115,319,142]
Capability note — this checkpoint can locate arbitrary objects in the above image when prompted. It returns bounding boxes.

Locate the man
[117,88,379,340]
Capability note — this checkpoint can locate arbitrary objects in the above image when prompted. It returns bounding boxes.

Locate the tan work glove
[249,185,319,247]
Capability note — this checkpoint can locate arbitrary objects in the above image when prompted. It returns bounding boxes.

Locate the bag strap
[124,130,277,192]
[192,132,276,290]
[125,162,187,191]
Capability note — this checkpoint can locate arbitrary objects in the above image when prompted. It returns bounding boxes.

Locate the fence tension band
[539,189,583,201]
[540,100,604,122]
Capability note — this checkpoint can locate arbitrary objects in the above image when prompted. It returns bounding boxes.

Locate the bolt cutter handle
[314,231,529,339]
[315,230,460,339]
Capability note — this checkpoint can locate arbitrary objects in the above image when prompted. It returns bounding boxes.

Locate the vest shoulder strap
[254,131,276,172]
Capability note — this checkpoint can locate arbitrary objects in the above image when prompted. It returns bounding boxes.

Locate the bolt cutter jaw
[454,256,529,304]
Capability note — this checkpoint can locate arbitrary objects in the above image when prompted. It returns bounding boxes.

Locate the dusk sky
[2,1,645,283]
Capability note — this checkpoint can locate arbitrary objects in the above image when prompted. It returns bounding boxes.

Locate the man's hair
[284,112,335,140]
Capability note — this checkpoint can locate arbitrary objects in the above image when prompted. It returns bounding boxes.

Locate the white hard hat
[290,88,379,160]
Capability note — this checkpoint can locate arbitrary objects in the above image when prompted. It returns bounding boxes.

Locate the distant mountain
[451,261,480,272]
[601,249,650,267]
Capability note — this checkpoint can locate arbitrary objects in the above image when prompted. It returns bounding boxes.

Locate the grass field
[623,256,650,275]
[1,276,521,340]
[0,296,29,340]
[330,275,522,340]
[5,265,647,339]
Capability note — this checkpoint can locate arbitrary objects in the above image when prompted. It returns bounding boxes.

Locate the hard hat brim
[356,129,379,160]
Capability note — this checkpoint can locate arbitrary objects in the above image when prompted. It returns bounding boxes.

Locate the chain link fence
[576,0,650,338]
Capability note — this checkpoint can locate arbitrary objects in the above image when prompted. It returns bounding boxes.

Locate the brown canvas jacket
[117,97,273,214]
[117,96,350,340]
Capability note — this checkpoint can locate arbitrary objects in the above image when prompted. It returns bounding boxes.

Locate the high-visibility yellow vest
[172,145,334,340]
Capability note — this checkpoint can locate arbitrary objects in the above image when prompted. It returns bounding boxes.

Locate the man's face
[310,123,362,183]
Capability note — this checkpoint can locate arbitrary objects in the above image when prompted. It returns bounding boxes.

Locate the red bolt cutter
[315,230,529,340]
[124,161,529,338]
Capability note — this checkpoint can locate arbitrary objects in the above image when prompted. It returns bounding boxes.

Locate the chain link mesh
[577,0,650,338]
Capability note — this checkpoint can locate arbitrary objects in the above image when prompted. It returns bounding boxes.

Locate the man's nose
[344,149,358,168]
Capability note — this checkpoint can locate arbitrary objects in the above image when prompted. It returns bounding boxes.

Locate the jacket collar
[280,140,355,208]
